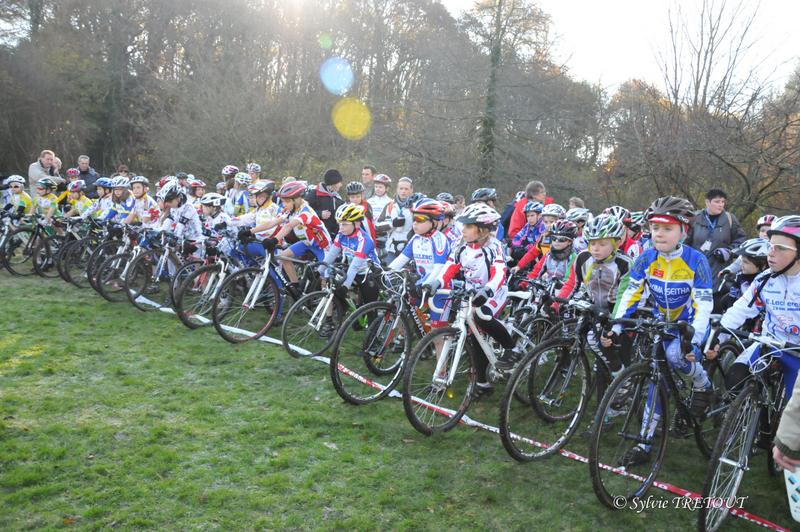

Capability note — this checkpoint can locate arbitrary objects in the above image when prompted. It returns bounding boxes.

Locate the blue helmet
[95,177,113,189]
[523,200,544,214]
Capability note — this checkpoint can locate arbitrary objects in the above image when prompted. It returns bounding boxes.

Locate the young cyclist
[319,204,381,309]
[263,181,331,286]
[344,181,377,243]
[510,203,566,274]
[612,196,714,466]
[124,176,160,228]
[34,177,60,223]
[186,178,206,211]
[470,188,504,240]
[389,199,451,327]
[81,177,114,220]
[4,175,33,217]
[756,214,776,240]
[437,201,461,245]
[105,177,135,222]
[158,181,202,240]
[63,180,94,217]
[198,193,231,235]
[716,238,770,312]
[57,168,82,210]
[510,200,544,262]
[707,217,800,400]
[235,180,283,256]
[566,207,591,253]
[225,172,251,217]
[525,219,578,284]
[426,203,512,397]
[605,205,643,260]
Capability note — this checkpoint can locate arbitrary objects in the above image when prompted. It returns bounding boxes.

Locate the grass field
[0,274,794,530]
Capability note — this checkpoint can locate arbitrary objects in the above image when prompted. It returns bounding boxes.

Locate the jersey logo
[653,268,664,278]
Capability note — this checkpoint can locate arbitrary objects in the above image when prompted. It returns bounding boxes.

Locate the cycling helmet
[199,192,226,208]
[345,181,365,195]
[550,219,578,240]
[187,178,206,189]
[95,177,113,189]
[627,210,646,229]
[337,204,366,223]
[412,198,445,221]
[408,192,426,204]
[456,203,501,227]
[234,172,251,186]
[541,203,566,218]
[756,214,776,229]
[470,187,497,203]
[221,165,239,177]
[66,168,80,177]
[583,214,625,241]
[603,205,631,223]
[440,201,455,217]
[767,215,800,243]
[278,181,307,199]
[246,162,262,174]
[67,180,86,193]
[175,171,189,180]
[36,177,57,190]
[734,238,770,260]
[436,192,455,203]
[523,200,544,214]
[130,175,150,186]
[158,180,185,202]
[374,174,392,185]
[158,176,176,188]
[566,207,592,224]
[248,179,275,196]
[5,175,26,186]
[110,176,130,189]
[646,196,695,225]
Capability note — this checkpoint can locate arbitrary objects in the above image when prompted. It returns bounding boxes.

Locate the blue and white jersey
[389,230,450,285]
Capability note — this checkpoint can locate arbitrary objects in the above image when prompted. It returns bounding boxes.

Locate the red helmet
[158,175,176,189]
[188,178,206,189]
[411,198,445,221]
[66,168,80,177]
[278,181,307,199]
[440,201,455,217]
[374,174,392,185]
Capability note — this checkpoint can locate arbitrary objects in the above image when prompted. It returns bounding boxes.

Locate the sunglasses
[413,215,431,223]
[551,236,572,243]
[769,243,798,253]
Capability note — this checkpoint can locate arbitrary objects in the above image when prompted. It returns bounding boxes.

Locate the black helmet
[471,187,497,203]
[408,192,425,204]
[436,192,455,203]
[646,196,696,225]
[345,181,365,195]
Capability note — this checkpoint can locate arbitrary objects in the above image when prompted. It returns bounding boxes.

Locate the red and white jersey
[439,236,508,311]
[289,202,331,250]
[131,194,161,228]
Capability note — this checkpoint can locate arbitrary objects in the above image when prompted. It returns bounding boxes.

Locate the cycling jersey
[557,251,632,312]
[622,236,643,260]
[202,210,232,235]
[35,192,58,215]
[236,202,281,239]
[129,195,160,228]
[515,233,553,270]
[441,223,462,246]
[12,191,34,215]
[105,197,135,222]
[573,235,588,253]
[288,203,331,250]
[614,245,713,345]
[226,188,251,217]
[161,202,202,240]
[68,196,94,217]
[528,248,576,283]
[367,194,391,222]
[511,221,543,250]
[81,196,113,220]
[322,227,379,287]
[376,198,413,257]
[390,230,450,285]
[440,237,508,315]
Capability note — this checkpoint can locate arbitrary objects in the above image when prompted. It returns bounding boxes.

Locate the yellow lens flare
[331,98,371,140]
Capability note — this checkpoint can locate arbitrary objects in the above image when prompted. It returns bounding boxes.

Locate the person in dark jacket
[306,168,345,236]
[77,155,100,199]
[686,188,746,278]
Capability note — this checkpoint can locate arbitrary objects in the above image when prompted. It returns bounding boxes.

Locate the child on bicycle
[198,192,231,236]
[425,203,513,397]
[344,181,377,243]
[123,176,160,228]
[510,200,544,262]
[707,216,800,400]
[63,180,94,218]
[105,177,135,222]
[234,180,283,257]
[389,198,451,328]
[612,196,714,466]
[4,175,33,217]
[436,200,461,245]
[511,203,566,272]
[716,238,770,314]
[524,219,578,285]
[605,206,643,260]
[158,181,202,241]
[226,172,252,217]
[80,177,114,220]
[34,177,59,224]
[565,207,591,253]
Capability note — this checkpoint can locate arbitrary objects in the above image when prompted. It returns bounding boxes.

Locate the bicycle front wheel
[281,290,344,358]
[698,381,760,532]
[589,361,669,509]
[499,338,591,461]
[33,234,65,278]
[401,327,475,436]
[212,268,280,343]
[62,238,94,288]
[330,301,410,404]
[4,226,36,276]
[175,263,223,329]
[126,252,180,311]
[95,252,132,303]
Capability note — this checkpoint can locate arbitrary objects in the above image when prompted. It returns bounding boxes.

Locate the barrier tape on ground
[143,298,789,531]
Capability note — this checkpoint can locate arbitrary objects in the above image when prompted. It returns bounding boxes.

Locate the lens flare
[320,57,354,96]
[318,33,333,50]
[331,98,371,140]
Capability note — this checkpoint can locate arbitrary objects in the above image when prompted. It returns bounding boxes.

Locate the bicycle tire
[3,226,36,276]
[212,267,280,343]
[95,252,133,303]
[175,263,223,329]
[281,289,344,358]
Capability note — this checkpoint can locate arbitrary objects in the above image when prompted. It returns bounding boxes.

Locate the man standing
[27,149,62,191]
[306,168,345,236]
[361,165,377,200]
[77,155,100,198]
[686,188,746,278]
[508,180,554,238]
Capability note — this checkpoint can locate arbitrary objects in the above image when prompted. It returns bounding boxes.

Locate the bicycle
[400,282,536,436]
[57,217,107,288]
[125,230,191,311]
[698,326,797,531]
[588,318,727,509]
[328,269,431,404]
[93,226,146,303]
[3,214,51,276]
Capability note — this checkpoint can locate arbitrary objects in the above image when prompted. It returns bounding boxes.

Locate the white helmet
[199,192,226,208]
[4,175,26,186]
[565,207,592,224]
[541,203,566,218]
[456,203,501,227]
[110,176,131,189]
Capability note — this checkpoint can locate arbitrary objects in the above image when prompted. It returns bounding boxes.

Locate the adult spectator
[686,188,746,278]
[27,149,62,191]
[77,155,100,198]
[508,180,554,238]
[306,168,345,235]
[376,176,414,263]
[568,196,585,209]
[361,165,377,199]
[112,164,130,178]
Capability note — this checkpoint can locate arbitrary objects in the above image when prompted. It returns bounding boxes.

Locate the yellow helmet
[336,203,365,223]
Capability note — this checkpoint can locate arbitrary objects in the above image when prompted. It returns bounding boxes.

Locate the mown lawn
[0,274,793,530]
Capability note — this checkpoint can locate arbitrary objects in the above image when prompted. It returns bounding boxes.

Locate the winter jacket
[686,209,746,278]
[305,182,345,236]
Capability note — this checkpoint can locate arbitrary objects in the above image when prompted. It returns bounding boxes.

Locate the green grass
[0,274,793,530]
